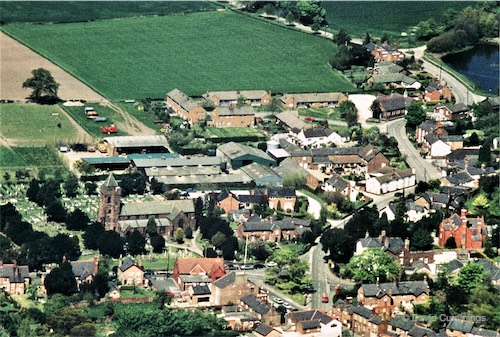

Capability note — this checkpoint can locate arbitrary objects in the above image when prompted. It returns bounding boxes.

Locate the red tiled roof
[174,257,225,276]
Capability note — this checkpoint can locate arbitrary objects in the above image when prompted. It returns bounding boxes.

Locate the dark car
[254,263,265,269]
[226,264,238,270]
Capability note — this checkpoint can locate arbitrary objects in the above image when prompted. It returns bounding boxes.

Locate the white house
[365,169,416,195]
[291,127,345,149]
[380,201,429,222]
[424,134,452,158]
[322,174,359,202]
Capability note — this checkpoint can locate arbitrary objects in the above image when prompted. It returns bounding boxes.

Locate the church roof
[103,173,118,187]
[120,199,194,217]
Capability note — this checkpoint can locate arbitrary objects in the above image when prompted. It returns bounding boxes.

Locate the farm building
[203,90,271,106]
[280,92,347,109]
[103,135,170,156]
[240,162,282,187]
[217,142,276,169]
[138,157,225,179]
[275,110,310,131]
[373,94,413,120]
[81,157,131,171]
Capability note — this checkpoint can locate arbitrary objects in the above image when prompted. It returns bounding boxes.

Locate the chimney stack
[0,260,3,267]
[404,238,410,250]
[461,208,467,219]
[365,231,370,238]
[379,230,387,243]
[94,256,99,275]
[119,254,123,267]
[384,236,390,249]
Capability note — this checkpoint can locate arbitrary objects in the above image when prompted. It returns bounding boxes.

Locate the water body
[442,44,499,94]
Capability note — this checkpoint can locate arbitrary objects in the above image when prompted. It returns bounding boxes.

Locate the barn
[216,142,276,169]
[103,136,170,156]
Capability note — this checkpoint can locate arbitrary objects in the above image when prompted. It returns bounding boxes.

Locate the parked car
[282,302,293,310]
[271,296,283,305]
[265,261,278,267]
[240,264,254,270]
[322,293,329,303]
[305,116,315,121]
[226,264,238,270]
[254,263,265,269]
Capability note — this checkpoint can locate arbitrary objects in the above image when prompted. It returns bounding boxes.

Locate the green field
[14,147,64,167]
[324,1,473,38]
[115,102,163,134]
[298,107,342,121]
[2,10,355,100]
[61,104,129,138]
[0,1,216,23]
[0,146,26,168]
[0,103,83,145]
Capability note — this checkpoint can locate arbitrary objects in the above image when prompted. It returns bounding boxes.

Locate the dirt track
[0,32,107,102]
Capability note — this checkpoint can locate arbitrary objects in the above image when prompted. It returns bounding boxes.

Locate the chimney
[379,230,387,242]
[0,260,3,267]
[365,231,370,238]
[94,256,98,275]
[13,260,17,268]
[404,238,410,250]
[481,163,486,170]
[346,296,353,304]
[62,255,66,263]
[119,254,123,267]
[393,41,398,50]
[376,277,380,284]
[436,121,442,129]
[461,208,467,219]
[384,236,390,249]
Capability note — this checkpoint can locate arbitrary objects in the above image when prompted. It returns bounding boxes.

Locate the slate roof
[120,199,194,217]
[370,315,383,325]
[104,135,169,148]
[299,319,321,329]
[237,194,267,204]
[446,172,474,185]
[440,103,469,114]
[373,73,417,85]
[447,148,480,162]
[353,305,373,319]
[302,127,334,138]
[119,257,143,272]
[218,142,275,163]
[409,325,437,337]
[375,95,408,112]
[417,120,438,133]
[440,135,463,143]
[325,174,349,191]
[290,310,334,324]
[242,218,298,232]
[374,169,415,184]
[383,237,405,255]
[390,316,416,331]
[447,319,474,333]
[268,187,296,198]
[476,259,500,281]
[358,237,383,249]
[281,92,346,104]
[447,259,464,272]
[192,285,211,295]
[470,328,500,337]
[103,173,119,187]
[254,323,274,336]
[214,106,255,116]
[70,260,96,279]
[0,264,29,283]
[167,88,202,112]
[241,294,270,314]
[213,271,236,289]
[361,281,429,298]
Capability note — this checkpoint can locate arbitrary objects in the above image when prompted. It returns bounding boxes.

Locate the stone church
[96,174,195,237]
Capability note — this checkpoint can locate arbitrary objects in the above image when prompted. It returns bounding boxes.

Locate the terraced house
[166,88,206,124]
[280,92,347,109]
[210,106,256,127]
[203,90,272,106]
[0,261,30,295]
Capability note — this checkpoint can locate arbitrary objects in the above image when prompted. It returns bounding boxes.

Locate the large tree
[344,248,401,283]
[338,100,358,127]
[125,230,147,256]
[65,209,90,231]
[22,68,59,102]
[44,261,77,296]
[63,173,79,198]
[97,231,124,258]
[405,102,426,129]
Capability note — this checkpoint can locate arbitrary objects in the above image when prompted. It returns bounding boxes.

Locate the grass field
[2,11,355,100]
[0,1,216,23]
[61,104,129,138]
[115,102,163,134]
[298,107,342,121]
[0,103,83,145]
[14,147,64,167]
[324,1,473,38]
[0,146,27,167]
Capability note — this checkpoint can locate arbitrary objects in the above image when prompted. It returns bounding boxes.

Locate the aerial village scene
[0,1,498,336]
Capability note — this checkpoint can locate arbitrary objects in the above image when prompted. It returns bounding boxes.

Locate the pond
[442,43,499,94]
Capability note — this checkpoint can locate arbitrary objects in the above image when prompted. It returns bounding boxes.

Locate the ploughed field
[1,10,355,100]
[324,1,473,38]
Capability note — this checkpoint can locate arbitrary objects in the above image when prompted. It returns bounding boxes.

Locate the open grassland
[14,147,64,167]
[0,104,83,145]
[2,11,355,100]
[324,1,473,38]
[0,1,216,23]
[61,104,129,138]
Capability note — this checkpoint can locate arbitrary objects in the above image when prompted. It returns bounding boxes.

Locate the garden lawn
[203,126,267,140]
[2,11,355,100]
[0,1,216,24]
[0,103,82,145]
[324,1,473,38]
[298,107,342,121]
[61,104,129,137]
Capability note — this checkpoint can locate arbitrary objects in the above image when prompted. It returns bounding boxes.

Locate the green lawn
[298,107,342,121]
[0,103,83,145]
[202,126,267,140]
[115,102,163,134]
[324,1,473,38]
[61,104,129,138]
[0,1,216,23]
[2,11,355,100]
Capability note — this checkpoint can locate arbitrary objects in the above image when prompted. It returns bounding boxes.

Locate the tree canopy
[405,102,426,129]
[22,68,60,102]
[344,248,401,283]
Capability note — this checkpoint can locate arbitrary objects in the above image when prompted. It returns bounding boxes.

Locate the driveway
[297,191,322,219]
[349,94,377,129]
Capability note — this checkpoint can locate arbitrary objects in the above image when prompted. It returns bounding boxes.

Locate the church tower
[97,173,121,232]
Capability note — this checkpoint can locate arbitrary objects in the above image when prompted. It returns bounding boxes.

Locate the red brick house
[240,294,281,325]
[210,106,255,127]
[373,95,412,120]
[365,42,405,62]
[203,90,272,106]
[117,256,146,287]
[166,88,206,124]
[433,103,470,121]
[238,216,310,242]
[211,189,267,215]
[267,188,296,211]
[70,257,98,290]
[173,257,226,291]
[213,271,261,306]
[424,81,452,102]
[0,260,30,295]
[438,209,487,250]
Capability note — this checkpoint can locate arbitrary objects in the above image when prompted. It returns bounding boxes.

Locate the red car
[305,116,315,121]
[321,293,329,303]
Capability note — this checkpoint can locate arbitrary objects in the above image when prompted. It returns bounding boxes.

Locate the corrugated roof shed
[104,135,169,148]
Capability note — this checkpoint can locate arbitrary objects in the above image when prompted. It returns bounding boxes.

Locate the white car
[282,302,293,310]
[266,261,278,267]
[271,296,283,305]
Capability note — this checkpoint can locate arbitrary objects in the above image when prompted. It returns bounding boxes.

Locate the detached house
[0,261,30,295]
[433,103,470,121]
[267,188,296,211]
[70,257,99,290]
[365,42,406,62]
[203,90,271,107]
[280,92,347,109]
[322,174,359,202]
[210,106,256,127]
[438,209,487,250]
[166,88,206,124]
[173,257,226,291]
[117,256,146,287]
[424,81,452,102]
[211,189,267,215]
[374,95,412,120]
[291,127,345,149]
[365,168,416,195]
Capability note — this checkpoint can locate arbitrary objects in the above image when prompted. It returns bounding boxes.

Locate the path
[100,101,157,136]
[0,32,107,102]
[296,191,322,219]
